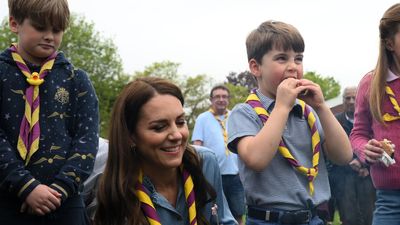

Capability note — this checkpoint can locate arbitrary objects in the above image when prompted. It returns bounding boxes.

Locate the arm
[299,79,352,165]
[0,65,42,202]
[50,69,99,201]
[317,105,353,164]
[0,127,42,200]
[349,74,383,164]
[237,78,299,171]
[191,115,205,146]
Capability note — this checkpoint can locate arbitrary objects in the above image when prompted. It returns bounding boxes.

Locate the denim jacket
[143,145,237,225]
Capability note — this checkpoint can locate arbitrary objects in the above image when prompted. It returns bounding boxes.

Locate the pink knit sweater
[350,71,400,189]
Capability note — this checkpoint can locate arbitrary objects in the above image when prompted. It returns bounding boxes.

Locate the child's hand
[363,139,384,165]
[275,78,301,111]
[22,184,62,216]
[296,79,325,110]
[349,158,362,172]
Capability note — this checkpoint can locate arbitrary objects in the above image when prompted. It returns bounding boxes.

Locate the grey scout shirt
[227,89,330,210]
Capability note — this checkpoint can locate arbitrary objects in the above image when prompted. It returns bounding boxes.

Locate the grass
[332,210,341,225]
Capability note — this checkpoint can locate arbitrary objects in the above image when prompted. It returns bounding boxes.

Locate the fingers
[48,187,62,199]
[47,192,61,209]
[24,184,62,216]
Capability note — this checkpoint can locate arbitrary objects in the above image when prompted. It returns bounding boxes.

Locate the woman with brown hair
[94,77,236,225]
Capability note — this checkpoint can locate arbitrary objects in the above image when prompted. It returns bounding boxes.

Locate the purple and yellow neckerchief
[135,167,197,225]
[10,44,57,165]
[209,108,230,155]
[383,86,400,121]
[245,89,321,195]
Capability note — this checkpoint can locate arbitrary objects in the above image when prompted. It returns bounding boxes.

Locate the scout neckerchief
[135,168,197,225]
[383,86,400,121]
[10,44,57,165]
[209,108,230,155]
[245,89,321,195]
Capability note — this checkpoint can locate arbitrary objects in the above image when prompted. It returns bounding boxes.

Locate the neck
[345,111,354,119]
[15,44,47,66]
[212,107,227,116]
[390,62,400,76]
[258,87,275,100]
[142,165,179,205]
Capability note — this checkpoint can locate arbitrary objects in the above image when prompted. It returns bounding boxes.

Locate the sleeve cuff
[17,178,41,201]
[50,181,72,202]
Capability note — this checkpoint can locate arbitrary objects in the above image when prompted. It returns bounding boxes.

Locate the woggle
[27,72,44,86]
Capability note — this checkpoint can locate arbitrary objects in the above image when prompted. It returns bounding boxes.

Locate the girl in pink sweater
[350,3,400,225]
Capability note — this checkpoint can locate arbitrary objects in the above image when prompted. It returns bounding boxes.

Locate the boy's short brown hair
[246,20,305,64]
[8,0,70,31]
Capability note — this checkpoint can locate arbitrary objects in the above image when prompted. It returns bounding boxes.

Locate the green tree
[303,71,341,100]
[0,15,129,137]
[226,71,257,107]
[133,61,211,131]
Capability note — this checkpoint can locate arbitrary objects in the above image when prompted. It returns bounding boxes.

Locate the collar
[387,69,400,82]
[345,113,354,124]
[142,176,184,215]
[255,89,303,118]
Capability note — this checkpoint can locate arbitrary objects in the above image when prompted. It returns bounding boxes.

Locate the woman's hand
[363,139,384,165]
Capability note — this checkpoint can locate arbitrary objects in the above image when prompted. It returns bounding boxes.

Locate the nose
[43,30,54,42]
[168,125,183,140]
[286,60,299,76]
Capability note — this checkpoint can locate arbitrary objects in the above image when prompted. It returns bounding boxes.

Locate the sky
[1,0,399,91]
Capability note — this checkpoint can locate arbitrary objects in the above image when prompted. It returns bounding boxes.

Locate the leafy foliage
[226,71,257,91]
[303,71,341,100]
[226,71,257,107]
[0,15,130,137]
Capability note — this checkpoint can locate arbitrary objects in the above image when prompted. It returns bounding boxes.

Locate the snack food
[299,89,308,96]
[379,139,396,167]
[381,139,395,156]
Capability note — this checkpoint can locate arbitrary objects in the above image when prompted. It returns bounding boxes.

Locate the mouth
[160,145,181,152]
[39,44,54,49]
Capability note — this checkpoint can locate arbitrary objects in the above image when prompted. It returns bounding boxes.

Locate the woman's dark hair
[94,77,216,225]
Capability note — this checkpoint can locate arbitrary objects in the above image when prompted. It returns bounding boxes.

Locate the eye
[52,28,62,33]
[151,124,166,132]
[275,55,287,62]
[33,25,46,32]
[176,118,187,127]
[295,55,303,64]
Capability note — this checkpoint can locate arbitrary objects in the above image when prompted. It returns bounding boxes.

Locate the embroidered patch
[54,87,69,104]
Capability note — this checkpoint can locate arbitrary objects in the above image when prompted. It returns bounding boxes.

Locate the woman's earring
[130,144,137,154]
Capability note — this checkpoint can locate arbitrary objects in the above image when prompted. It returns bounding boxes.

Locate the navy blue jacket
[0,48,99,204]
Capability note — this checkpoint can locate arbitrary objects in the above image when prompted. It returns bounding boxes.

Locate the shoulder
[358,71,373,92]
[0,49,15,72]
[192,145,217,160]
[230,103,260,122]
[72,68,91,81]
[192,145,219,167]
[196,111,212,120]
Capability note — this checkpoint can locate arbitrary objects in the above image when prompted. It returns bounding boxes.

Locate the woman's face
[133,94,188,171]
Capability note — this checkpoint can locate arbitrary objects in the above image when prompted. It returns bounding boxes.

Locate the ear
[385,39,394,51]
[249,59,262,79]
[129,135,137,147]
[9,16,19,34]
